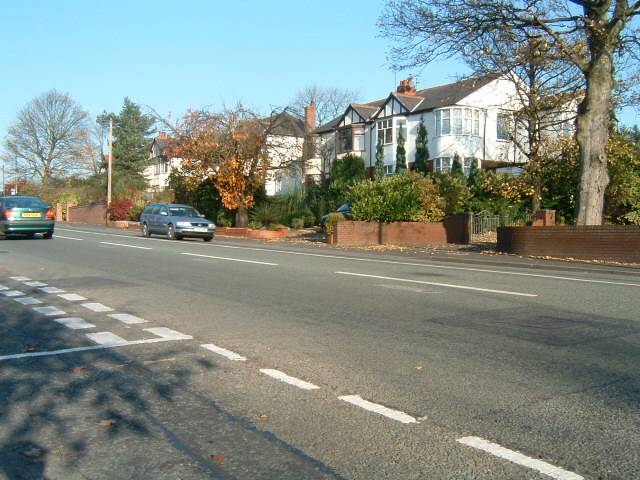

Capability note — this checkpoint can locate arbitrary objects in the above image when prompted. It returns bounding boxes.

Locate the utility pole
[107,118,113,223]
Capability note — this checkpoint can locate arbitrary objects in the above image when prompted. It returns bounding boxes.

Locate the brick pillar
[66,202,74,222]
[55,203,63,222]
[536,209,556,226]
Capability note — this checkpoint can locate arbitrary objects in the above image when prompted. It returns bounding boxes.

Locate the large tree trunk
[574,54,612,225]
[235,206,249,227]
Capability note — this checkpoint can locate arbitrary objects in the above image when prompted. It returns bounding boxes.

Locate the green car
[0,195,55,239]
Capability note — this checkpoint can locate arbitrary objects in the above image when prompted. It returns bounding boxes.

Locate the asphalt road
[1,224,639,480]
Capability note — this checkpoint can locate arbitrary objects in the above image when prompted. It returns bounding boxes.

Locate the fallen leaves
[99,419,116,428]
[210,453,225,463]
[257,412,269,420]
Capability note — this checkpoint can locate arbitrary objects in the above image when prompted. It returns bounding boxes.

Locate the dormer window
[436,108,481,136]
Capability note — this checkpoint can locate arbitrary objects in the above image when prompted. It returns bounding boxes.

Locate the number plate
[194,227,208,232]
[21,212,41,218]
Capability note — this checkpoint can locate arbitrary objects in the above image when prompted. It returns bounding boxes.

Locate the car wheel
[141,223,150,237]
[167,224,180,240]
[203,236,213,242]
[43,231,53,239]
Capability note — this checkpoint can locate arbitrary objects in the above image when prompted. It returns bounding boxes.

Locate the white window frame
[436,108,481,137]
[433,157,451,173]
[377,119,393,145]
[497,112,512,141]
[384,164,395,176]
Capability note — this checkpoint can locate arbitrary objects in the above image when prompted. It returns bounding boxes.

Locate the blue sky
[0,0,637,154]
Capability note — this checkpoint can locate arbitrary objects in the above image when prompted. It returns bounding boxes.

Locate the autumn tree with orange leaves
[166,107,271,227]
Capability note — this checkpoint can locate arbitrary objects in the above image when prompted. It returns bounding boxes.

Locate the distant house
[314,74,573,176]
[144,107,318,196]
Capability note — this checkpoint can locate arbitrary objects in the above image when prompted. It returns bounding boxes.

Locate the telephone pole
[107,118,113,223]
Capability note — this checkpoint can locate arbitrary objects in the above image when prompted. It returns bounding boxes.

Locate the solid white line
[55,235,83,241]
[2,290,25,297]
[260,369,319,390]
[33,306,66,316]
[201,343,246,361]
[108,313,146,324]
[39,286,65,294]
[0,336,191,362]
[457,436,583,480]
[54,317,95,330]
[86,332,128,346]
[24,281,48,287]
[58,227,640,287]
[144,327,193,340]
[336,271,537,297]
[338,395,418,424]
[14,296,42,305]
[182,252,278,266]
[100,241,152,250]
[58,293,87,302]
[81,302,113,312]
[10,276,31,281]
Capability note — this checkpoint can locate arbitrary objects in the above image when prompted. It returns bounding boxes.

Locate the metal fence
[471,210,534,241]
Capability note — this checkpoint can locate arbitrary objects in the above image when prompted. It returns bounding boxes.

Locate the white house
[144,110,315,196]
[314,74,544,176]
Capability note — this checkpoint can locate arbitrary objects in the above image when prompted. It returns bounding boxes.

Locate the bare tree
[288,86,361,126]
[3,90,91,188]
[379,0,640,225]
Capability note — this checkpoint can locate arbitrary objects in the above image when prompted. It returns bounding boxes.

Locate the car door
[158,206,170,233]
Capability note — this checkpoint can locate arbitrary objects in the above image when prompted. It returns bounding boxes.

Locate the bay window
[436,108,481,136]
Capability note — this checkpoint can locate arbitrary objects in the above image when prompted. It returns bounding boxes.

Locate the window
[436,108,481,136]
[153,159,169,175]
[397,119,407,140]
[354,133,365,151]
[433,157,451,173]
[377,119,393,144]
[384,164,394,176]
[497,113,511,140]
[337,128,353,153]
[463,157,476,176]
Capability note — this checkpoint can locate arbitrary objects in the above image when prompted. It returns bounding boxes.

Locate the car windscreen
[169,207,200,218]
[4,198,48,209]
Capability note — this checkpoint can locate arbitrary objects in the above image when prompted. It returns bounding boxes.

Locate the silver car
[139,203,215,241]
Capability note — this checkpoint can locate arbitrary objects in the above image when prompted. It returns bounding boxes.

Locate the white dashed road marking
[108,313,146,324]
[336,272,538,298]
[0,285,8,290]
[58,293,87,302]
[39,287,65,294]
[81,302,113,313]
[201,343,246,361]
[9,276,31,281]
[54,317,95,330]
[33,306,66,316]
[24,281,48,287]
[100,241,152,250]
[182,252,278,266]
[144,327,193,340]
[260,369,320,390]
[2,290,24,297]
[457,436,583,480]
[55,235,83,241]
[86,332,128,346]
[14,297,42,305]
[338,395,418,424]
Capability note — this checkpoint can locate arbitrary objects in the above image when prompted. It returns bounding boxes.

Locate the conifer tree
[414,116,430,174]
[451,152,463,176]
[374,135,385,180]
[395,127,407,173]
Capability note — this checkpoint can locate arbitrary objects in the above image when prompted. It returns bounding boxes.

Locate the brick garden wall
[497,225,640,262]
[67,204,107,224]
[334,214,471,246]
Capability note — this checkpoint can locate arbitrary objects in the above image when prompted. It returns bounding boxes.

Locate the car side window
[148,206,159,215]
[159,206,169,216]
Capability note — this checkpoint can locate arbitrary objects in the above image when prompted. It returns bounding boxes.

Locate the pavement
[0,223,638,479]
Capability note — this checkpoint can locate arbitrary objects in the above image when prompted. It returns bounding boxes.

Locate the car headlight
[176,221,191,227]
[208,224,215,229]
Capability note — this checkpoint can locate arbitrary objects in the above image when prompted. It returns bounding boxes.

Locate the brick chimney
[304,101,317,135]
[157,131,168,139]
[397,78,416,96]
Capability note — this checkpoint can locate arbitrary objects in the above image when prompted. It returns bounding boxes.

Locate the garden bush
[107,199,133,221]
[325,212,345,234]
[290,217,305,230]
[250,202,281,227]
